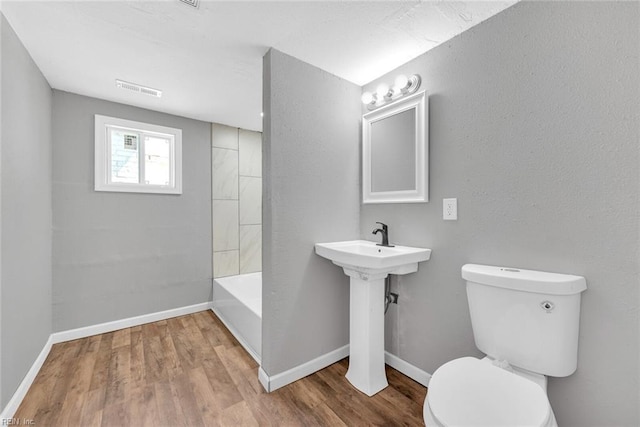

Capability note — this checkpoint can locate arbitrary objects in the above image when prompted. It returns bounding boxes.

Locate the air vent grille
[116,79,162,98]
[178,0,199,8]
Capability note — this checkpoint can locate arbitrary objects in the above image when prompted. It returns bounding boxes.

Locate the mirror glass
[362,91,427,204]
[370,109,416,192]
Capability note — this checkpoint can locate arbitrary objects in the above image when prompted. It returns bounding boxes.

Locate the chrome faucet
[372,222,394,247]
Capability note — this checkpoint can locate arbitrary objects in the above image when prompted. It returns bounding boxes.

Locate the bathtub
[212,272,261,363]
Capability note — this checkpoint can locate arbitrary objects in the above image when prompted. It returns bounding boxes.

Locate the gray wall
[52,91,212,332]
[1,14,52,408]
[361,2,639,426]
[262,49,360,376]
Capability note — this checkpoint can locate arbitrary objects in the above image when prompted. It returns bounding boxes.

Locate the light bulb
[394,74,409,91]
[361,91,374,105]
[376,83,390,99]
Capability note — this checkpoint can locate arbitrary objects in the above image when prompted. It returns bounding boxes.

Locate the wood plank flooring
[14,311,427,426]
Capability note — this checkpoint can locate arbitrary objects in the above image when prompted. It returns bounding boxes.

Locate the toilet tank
[462,264,587,377]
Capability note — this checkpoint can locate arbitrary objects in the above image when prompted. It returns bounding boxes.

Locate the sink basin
[315,240,431,275]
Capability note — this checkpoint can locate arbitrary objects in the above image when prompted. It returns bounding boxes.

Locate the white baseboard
[51,302,212,344]
[258,367,270,392]
[0,336,53,420]
[258,345,349,393]
[210,307,261,365]
[256,347,430,393]
[0,301,213,419]
[385,351,431,387]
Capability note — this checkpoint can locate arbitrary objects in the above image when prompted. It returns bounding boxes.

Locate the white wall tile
[212,200,239,251]
[213,250,239,278]
[239,129,262,177]
[212,148,238,200]
[212,127,262,276]
[240,225,261,274]
[212,123,239,149]
[239,177,262,225]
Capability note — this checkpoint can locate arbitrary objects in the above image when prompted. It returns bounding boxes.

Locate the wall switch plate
[443,198,457,220]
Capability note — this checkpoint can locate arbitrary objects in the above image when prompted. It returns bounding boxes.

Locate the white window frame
[95,115,182,194]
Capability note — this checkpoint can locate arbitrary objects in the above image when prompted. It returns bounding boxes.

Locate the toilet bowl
[422,264,586,427]
[423,357,557,427]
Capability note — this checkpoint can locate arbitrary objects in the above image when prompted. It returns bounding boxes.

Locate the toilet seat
[426,357,552,427]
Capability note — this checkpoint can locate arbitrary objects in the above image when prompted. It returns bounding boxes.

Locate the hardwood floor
[14,311,427,426]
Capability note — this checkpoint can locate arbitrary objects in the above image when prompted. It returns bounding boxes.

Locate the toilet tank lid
[462,264,587,295]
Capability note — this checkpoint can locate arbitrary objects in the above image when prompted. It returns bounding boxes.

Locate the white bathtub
[212,272,262,363]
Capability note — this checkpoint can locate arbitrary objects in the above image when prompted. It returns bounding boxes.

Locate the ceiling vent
[116,79,162,98]
[178,0,199,8]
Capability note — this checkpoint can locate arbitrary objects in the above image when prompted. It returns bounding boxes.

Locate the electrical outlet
[443,198,457,220]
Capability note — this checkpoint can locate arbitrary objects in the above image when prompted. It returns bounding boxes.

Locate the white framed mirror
[362,90,428,204]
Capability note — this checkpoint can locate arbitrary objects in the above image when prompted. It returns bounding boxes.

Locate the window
[95,115,182,194]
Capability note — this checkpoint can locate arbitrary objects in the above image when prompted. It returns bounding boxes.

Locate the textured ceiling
[1,1,516,131]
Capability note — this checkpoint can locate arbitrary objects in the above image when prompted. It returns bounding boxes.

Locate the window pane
[110,129,139,183]
[144,136,171,186]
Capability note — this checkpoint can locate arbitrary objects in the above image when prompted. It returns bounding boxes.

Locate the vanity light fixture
[361,74,421,110]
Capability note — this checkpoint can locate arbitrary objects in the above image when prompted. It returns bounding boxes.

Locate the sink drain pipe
[384,276,398,314]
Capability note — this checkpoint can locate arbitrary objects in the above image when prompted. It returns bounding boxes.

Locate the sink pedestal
[343,269,388,396]
[314,240,431,397]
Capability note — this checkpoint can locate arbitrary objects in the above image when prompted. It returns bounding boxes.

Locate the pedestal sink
[314,240,431,396]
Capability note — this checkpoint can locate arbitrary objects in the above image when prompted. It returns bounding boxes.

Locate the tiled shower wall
[211,123,262,278]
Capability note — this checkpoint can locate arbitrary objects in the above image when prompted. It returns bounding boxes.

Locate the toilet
[423,264,587,427]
